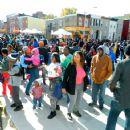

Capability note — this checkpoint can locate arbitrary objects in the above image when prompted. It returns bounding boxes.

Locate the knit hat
[125,44,130,56]
[22,46,28,52]
[8,53,19,61]
[34,78,43,85]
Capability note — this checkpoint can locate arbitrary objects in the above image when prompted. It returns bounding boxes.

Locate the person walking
[8,53,23,111]
[105,44,130,130]
[60,46,73,103]
[89,45,112,110]
[62,51,90,120]
[47,53,62,119]
[0,48,12,95]
[20,47,39,96]
[31,79,44,110]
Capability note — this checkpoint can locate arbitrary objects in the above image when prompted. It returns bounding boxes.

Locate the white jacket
[8,64,22,86]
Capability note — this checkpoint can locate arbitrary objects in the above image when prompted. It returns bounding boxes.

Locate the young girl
[32,78,44,109]
[47,52,62,119]
[25,48,40,66]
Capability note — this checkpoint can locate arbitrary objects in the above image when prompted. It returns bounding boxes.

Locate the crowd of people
[0,33,130,130]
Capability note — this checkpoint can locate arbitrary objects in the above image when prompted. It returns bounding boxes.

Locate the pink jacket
[25,48,40,66]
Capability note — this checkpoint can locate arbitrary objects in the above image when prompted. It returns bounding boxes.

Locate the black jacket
[62,63,89,95]
[38,47,49,64]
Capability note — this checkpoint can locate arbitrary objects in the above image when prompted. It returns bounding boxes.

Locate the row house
[7,14,46,34]
[46,14,91,41]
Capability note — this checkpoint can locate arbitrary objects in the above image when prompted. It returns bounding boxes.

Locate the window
[99,20,101,26]
[96,19,98,26]
[93,19,95,26]
[90,19,93,26]
[100,21,103,26]
[79,17,82,26]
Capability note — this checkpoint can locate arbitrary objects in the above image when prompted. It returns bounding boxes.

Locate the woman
[47,52,62,119]
[62,51,90,120]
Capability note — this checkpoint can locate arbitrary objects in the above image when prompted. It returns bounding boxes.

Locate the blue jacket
[109,48,116,62]
[33,41,39,48]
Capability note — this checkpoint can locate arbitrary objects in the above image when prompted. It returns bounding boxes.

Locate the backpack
[13,65,23,76]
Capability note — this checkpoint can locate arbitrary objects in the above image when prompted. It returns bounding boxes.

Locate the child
[32,79,44,109]
[8,53,23,111]
[25,48,40,66]
[47,52,62,119]
[0,48,12,95]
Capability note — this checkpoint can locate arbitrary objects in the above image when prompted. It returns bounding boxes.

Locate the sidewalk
[1,82,125,130]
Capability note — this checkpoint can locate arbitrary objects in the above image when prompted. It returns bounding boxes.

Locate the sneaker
[33,106,36,110]
[67,113,72,120]
[88,102,97,107]
[25,92,30,96]
[47,111,56,119]
[14,105,23,112]
[56,105,60,111]
[73,111,82,117]
[10,103,16,108]
[99,105,104,110]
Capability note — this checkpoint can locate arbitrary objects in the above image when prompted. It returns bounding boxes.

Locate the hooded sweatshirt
[91,46,112,84]
[25,48,40,66]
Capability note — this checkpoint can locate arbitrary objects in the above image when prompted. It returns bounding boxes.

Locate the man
[38,40,49,65]
[7,44,16,54]
[60,46,73,103]
[20,47,39,96]
[60,46,73,75]
[89,45,112,110]
[105,45,130,130]
[8,53,23,111]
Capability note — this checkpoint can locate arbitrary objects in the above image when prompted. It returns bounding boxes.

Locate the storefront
[64,26,90,41]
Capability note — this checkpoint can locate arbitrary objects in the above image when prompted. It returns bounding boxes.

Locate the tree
[44,14,56,19]
[60,7,77,16]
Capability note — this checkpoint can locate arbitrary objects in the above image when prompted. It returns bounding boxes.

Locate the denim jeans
[92,81,106,106]
[106,100,130,130]
[33,96,42,109]
[68,84,84,113]
[25,67,39,94]
[120,51,124,60]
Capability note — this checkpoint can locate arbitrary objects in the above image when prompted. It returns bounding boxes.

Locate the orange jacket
[91,54,112,84]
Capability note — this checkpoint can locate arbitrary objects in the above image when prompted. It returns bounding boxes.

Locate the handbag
[52,82,62,99]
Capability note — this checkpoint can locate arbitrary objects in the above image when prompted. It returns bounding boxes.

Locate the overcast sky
[0,0,130,21]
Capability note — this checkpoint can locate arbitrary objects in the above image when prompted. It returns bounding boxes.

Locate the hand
[62,88,66,94]
[109,85,115,92]
[28,64,33,68]
[87,85,91,89]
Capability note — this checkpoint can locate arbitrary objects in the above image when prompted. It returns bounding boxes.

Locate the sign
[64,26,90,31]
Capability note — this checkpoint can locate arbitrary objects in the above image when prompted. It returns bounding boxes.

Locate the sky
[0,0,130,21]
